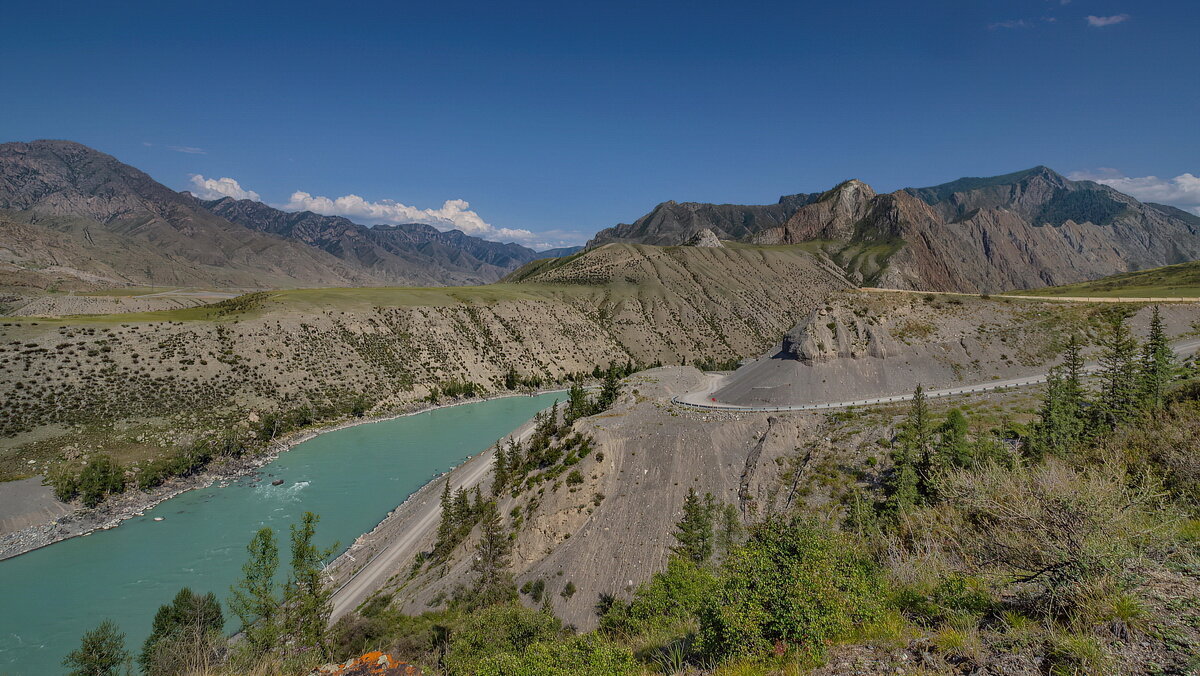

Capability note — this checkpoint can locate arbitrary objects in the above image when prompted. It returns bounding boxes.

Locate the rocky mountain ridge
[590,166,1200,293]
[0,140,564,289]
[196,196,546,286]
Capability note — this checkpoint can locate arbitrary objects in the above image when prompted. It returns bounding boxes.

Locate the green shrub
[474,634,640,676]
[696,517,883,661]
[443,603,560,674]
[78,455,125,508]
[599,557,718,636]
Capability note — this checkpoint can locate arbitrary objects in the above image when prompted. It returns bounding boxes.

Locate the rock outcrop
[684,228,723,247]
[310,652,420,675]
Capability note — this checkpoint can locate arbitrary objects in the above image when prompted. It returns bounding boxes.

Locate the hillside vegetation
[0,243,848,487]
[1014,260,1200,298]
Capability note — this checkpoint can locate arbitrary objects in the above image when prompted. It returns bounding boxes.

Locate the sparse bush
[696,517,883,661]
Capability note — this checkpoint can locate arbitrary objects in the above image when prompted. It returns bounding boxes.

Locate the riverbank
[0,388,569,561]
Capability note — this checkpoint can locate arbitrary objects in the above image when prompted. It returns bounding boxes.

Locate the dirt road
[674,337,1200,413]
[328,413,545,620]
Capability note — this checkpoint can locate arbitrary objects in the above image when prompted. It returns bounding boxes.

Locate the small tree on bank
[672,488,715,564]
[229,527,281,654]
[63,619,129,676]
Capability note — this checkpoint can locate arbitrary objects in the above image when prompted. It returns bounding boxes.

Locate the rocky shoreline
[0,389,567,561]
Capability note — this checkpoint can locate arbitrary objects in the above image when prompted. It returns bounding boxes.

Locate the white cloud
[189,174,262,201]
[989,19,1031,29]
[283,190,542,245]
[1069,169,1200,214]
[168,145,207,154]
[1086,14,1129,27]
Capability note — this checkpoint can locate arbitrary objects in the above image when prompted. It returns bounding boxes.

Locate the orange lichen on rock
[309,651,421,675]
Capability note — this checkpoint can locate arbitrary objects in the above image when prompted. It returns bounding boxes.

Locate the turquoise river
[0,392,562,675]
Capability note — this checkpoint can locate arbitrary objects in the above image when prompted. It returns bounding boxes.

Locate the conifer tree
[433,480,454,560]
[491,444,508,497]
[282,511,334,659]
[1062,334,1086,407]
[1097,312,1140,427]
[1139,306,1175,411]
[714,503,743,560]
[472,501,512,589]
[452,487,470,529]
[1030,366,1084,458]
[936,409,972,469]
[598,365,621,410]
[567,382,589,422]
[229,527,280,654]
[671,488,715,564]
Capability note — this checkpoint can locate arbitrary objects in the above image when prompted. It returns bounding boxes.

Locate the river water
[0,393,561,675]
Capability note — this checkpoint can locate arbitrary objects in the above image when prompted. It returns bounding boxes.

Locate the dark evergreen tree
[63,619,129,676]
[715,503,743,560]
[898,384,935,496]
[228,527,280,654]
[491,444,509,497]
[1029,367,1085,459]
[1139,306,1175,411]
[433,480,454,560]
[671,488,715,564]
[566,382,589,422]
[1097,312,1140,427]
[598,366,621,410]
[471,501,512,589]
[1062,334,1086,407]
[936,409,972,469]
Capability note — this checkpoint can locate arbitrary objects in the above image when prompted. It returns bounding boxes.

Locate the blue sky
[2,0,1197,248]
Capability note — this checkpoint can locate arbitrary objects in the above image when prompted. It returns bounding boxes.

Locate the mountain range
[0,140,571,290]
[3,139,1199,294]
[590,166,1200,292]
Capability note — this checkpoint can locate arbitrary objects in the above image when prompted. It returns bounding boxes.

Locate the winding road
[672,337,1200,413]
[326,330,1200,620]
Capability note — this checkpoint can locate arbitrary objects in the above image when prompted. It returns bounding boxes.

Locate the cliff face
[590,167,1200,293]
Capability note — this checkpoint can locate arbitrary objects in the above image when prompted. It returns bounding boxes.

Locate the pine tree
[899,384,935,496]
[228,527,280,655]
[1097,312,1140,427]
[566,382,589,422]
[671,488,714,564]
[1139,306,1175,411]
[598,366,621,410]
[452,487,470,529]
[63,619,129,676]
[715,503,743,559]
[282,512,335,659]
[433,480,454,560]
[936,409,972,469]
[1062,334,1086,407]
[1030,367,1085,458]
[491,444,509,497]
[472,501,512,588]
[882,461,921,519]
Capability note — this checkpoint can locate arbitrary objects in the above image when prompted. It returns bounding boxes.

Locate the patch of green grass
[1011,261,1200,298]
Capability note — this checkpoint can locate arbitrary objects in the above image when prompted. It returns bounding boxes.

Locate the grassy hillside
[0,243,848,482]
[1012,260,1200,298]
